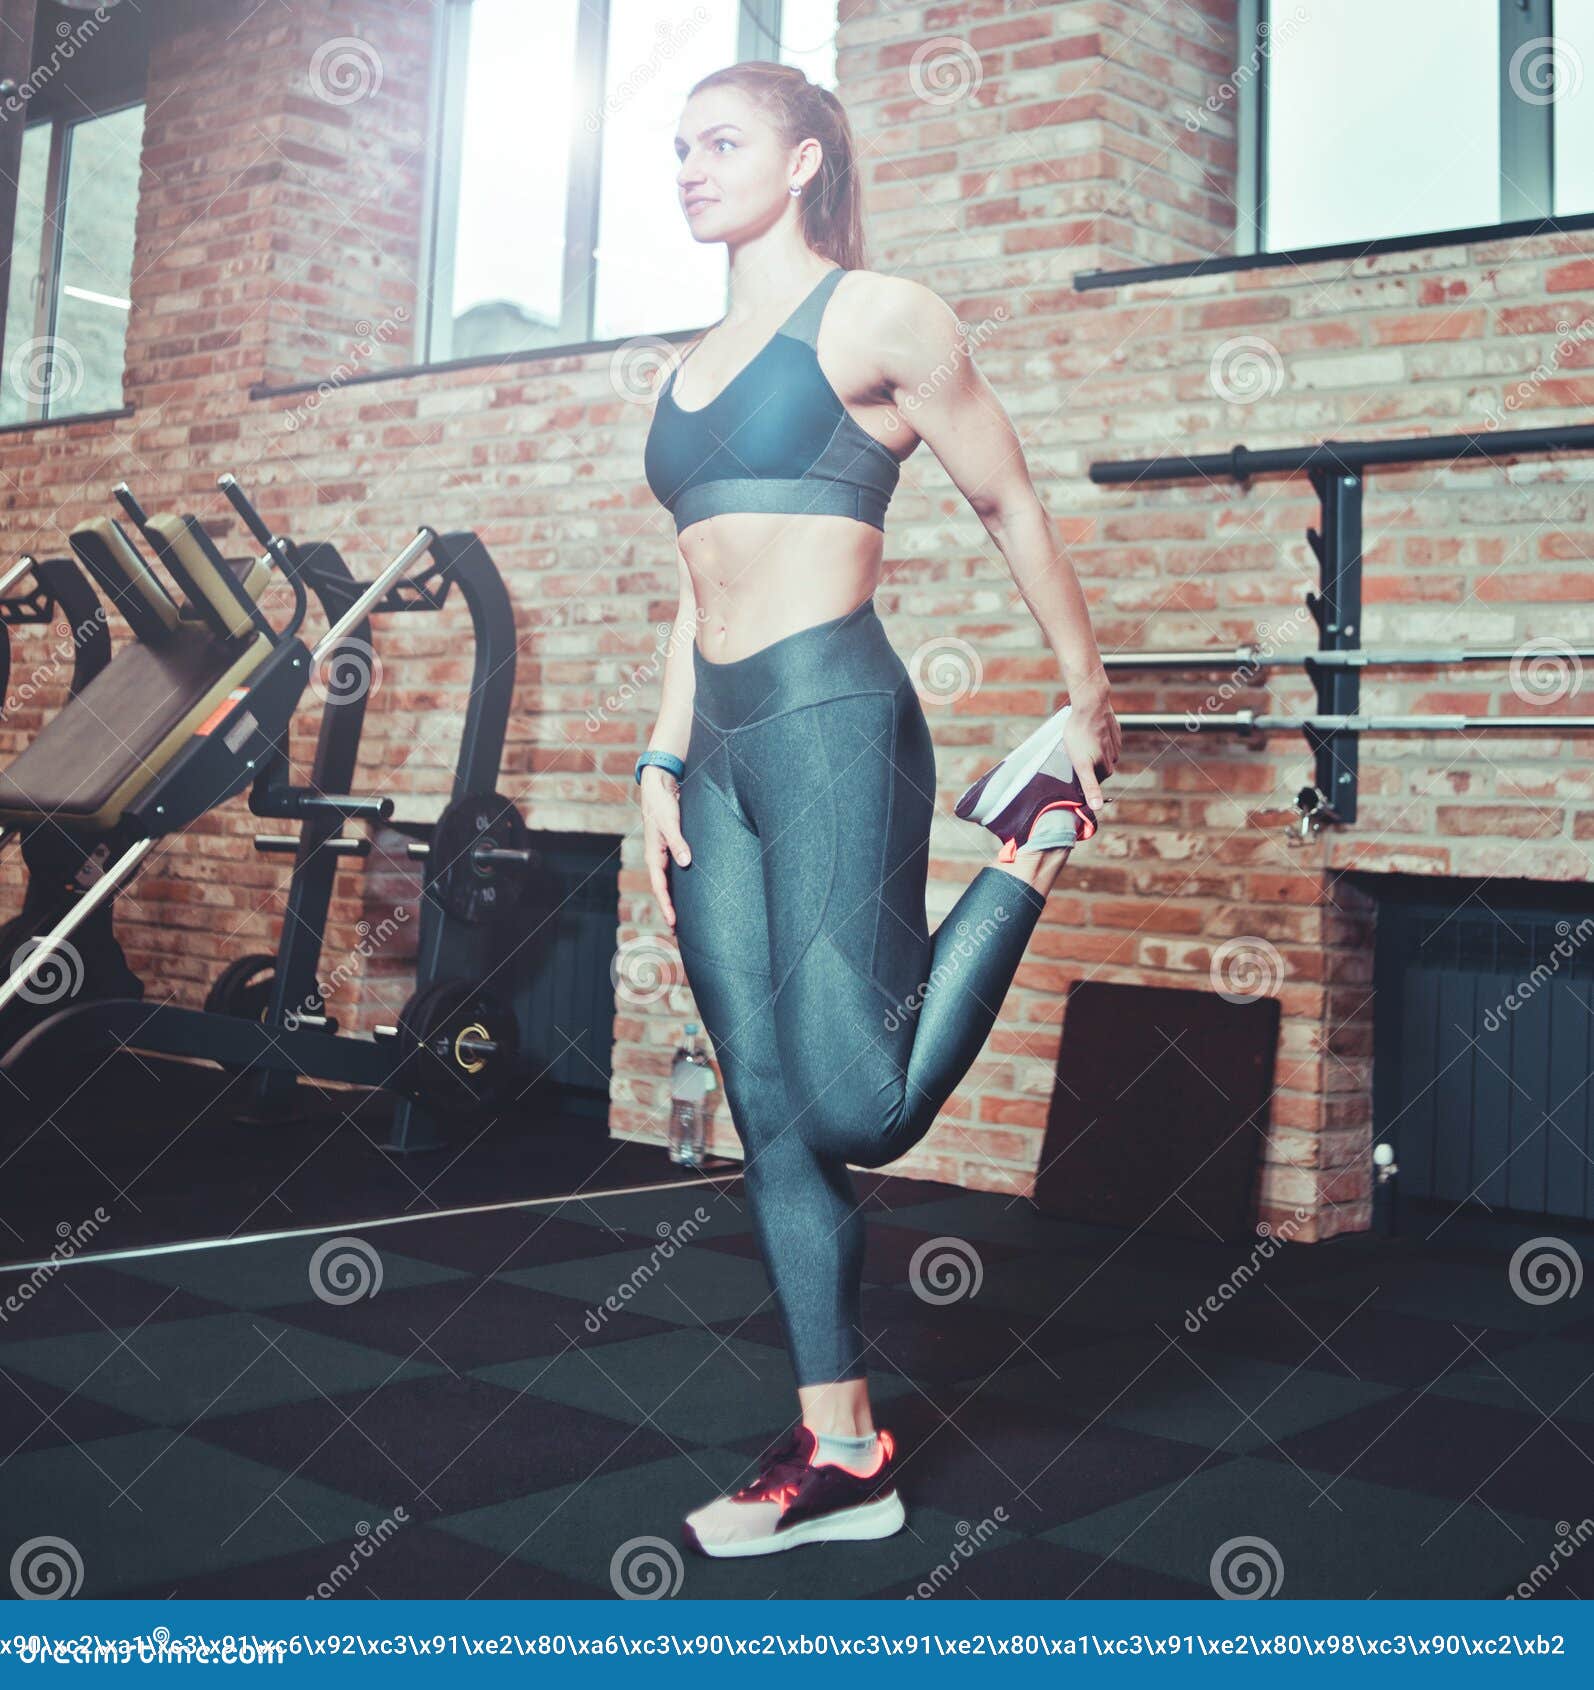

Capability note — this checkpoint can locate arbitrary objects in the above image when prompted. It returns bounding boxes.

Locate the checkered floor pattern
[3,1168,1590,1600]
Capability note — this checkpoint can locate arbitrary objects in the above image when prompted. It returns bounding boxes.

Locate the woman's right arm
[639,547,698,929]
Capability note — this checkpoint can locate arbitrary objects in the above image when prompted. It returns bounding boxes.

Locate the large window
[2,104,145,426]
[1246,0,1593,255]
[420,0,839,365]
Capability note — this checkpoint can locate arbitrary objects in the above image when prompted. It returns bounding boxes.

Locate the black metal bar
[1091,422,1594,484]
[1302,469,1362,823]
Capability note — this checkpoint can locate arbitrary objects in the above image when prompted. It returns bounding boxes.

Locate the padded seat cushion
[0,628,271,831]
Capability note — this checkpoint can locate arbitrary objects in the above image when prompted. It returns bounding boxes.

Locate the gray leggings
[667,596,1048,1386]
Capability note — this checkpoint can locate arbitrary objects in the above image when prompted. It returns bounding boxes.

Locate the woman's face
[673,88,794,243]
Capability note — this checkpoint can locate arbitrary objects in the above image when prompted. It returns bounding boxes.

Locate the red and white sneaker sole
[684,1489,907,1558]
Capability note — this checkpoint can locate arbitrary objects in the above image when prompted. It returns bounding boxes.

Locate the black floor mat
[1,1063,1589,1600]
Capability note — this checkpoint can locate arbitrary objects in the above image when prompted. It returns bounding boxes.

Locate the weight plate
[398,975,521,1119]
[423,793,534,927]
[205,952,277,1021]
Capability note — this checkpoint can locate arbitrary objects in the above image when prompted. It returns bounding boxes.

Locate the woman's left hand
[1062,682,1121,812]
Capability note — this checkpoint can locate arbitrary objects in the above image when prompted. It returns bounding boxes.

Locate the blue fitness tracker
[635,749,686,785]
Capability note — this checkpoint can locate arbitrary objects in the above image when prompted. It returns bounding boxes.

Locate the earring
[789,184,802,196]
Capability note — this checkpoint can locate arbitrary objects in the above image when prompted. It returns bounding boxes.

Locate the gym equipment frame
[1090,421,1594,834]
[0,475,527,1154]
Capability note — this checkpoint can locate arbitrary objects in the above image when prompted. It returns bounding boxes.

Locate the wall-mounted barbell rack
[1089,421,1594,835]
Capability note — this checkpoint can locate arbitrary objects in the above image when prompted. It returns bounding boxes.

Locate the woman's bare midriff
[683,512,886,663]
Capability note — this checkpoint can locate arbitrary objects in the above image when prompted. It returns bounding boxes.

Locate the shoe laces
[731,1426,813,1509]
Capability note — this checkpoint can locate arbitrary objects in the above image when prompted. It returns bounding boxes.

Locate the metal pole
[0,837,157,1018]
[1099,643,1594,672]
[1116,711,1594,734]
[1091,422,1594,485]
[314,528,436,663]
[0,555,36,597]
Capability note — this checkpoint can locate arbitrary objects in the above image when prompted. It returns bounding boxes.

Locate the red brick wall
[5,0,1590,1242]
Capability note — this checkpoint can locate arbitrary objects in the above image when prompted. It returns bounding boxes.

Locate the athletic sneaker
[681,1422,905,1558]
[954,701,1099,861]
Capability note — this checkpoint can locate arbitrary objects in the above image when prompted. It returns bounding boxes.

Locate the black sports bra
[643,267,902,537]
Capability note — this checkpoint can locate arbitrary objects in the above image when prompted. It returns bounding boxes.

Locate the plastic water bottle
[669,1021,714,1165]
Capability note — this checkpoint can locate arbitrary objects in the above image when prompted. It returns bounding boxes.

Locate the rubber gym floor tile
[498,1240,825,1330]
[0,1309,444,1426]
[865,1193,1104,1252]
[949,1254,1227,1334]
[102,1235,469,1311]
[0,1367,154,1458]
[965,1331,1399,1453]
[852,1390,1231,1529]
[469,1328,807,1447]
[546,1176,754,1243]
[189,1374,682,1517]
[0,1426,391,1598]
[438,1439,1002,1599]
[115,1523,609,1600]
[256,1273,678,1370]
[1289,1257,1591,1335]
[365,1209,652,1275]
[1045,1453,1557,1600]
[1177,1290,1534,1391]
[1270,1391,1594,1519]
[0,1266,232,1341]
[1425,1333,1594,1422]
[818,1285,1111,1385]
[868,1534,1213,1600]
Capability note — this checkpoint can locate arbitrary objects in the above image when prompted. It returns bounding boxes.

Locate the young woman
[637,61,1121,1559]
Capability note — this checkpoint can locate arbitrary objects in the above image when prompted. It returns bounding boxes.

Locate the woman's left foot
[955,702,1099,861]
[681,1423,904,1558]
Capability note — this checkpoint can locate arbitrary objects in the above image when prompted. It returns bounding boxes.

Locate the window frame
[418,0,792,371]
[1236,0,1563,259]
[3,93,144,427]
